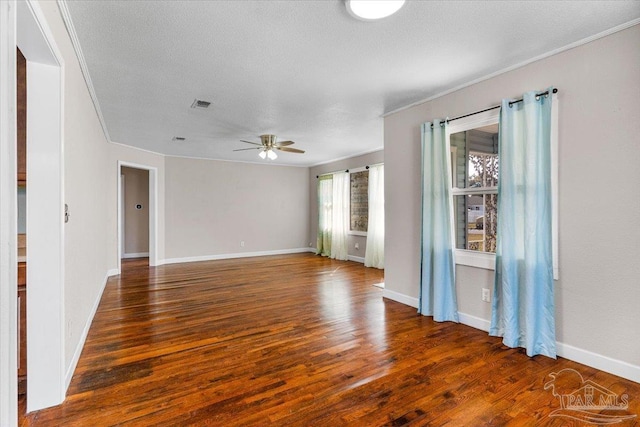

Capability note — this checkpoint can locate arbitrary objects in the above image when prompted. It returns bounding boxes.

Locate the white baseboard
[309,248,364,263]
[556,342,640,384]
[162,247,312,265]
[458,312,491,332]
[65,270,111,389]
[458,314,640,384]
[122,252,149,259]
[382,289,640,384]
[107,268,119,276]
[457,313,640,383]
[382,289,419,308]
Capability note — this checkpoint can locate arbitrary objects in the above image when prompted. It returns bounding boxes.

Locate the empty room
[1,1,639,426]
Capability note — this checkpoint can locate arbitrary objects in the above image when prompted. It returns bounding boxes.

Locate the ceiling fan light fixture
[346,0,405,21]
[239,135,302,159]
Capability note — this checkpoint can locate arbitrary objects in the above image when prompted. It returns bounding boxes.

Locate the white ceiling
[62,1,640,167]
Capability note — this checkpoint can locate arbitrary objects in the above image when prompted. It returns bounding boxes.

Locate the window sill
[455,249,495,270]
[349,231,367,237]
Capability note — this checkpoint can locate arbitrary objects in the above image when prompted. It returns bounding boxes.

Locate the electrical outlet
[240,241,245,247]
[482,288,490,302]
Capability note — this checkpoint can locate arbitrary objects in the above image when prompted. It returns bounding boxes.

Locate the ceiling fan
[234,134,305,160]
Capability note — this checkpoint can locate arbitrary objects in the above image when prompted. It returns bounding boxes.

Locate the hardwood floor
[21,254,639,426]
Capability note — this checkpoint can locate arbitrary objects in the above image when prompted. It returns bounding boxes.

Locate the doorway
[120,167,150,263]
[117,161,158,271]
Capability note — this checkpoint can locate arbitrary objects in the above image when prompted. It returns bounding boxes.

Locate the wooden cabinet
[18,262,27,395]
[17,47,27,185]
[16,47,28,395]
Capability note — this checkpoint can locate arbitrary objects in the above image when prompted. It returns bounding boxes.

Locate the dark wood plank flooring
[20,254,639,426]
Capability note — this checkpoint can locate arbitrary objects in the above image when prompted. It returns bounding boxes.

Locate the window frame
[446,109,501,270]
[446,97,559,279]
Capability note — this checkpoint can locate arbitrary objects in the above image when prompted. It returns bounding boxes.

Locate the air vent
[172,136,186,142]
[190,99,211,109]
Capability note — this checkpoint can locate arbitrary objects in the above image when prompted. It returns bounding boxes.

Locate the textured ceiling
[63,1,640,166]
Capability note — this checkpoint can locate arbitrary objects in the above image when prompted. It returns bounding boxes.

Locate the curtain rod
[431,88,558,128]
[317,169,349,179]
[316,163,383,179]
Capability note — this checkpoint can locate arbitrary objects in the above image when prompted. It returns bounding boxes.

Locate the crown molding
[57,0,111,142]
[383,19,640,117]
[308,147,384,168]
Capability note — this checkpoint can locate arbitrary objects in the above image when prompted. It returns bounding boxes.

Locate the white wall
[0,2,18,422]
[109,148,312,267]
[33,0,111,388]
[384,25,640,373]
[122,167,149,255]
[164,157,309,261]
[309,150,384,260]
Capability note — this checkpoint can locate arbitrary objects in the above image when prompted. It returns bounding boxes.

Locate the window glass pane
[468,153,499,188]
[483,193,498,253]
[450,127,499,189]
[350,171,368,232]
[454,194,498,253]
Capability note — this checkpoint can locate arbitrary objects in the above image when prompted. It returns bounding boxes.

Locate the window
[447,109,501,270]
[451,126,499,254]
[447,101,558,277]
[349,169,369,235]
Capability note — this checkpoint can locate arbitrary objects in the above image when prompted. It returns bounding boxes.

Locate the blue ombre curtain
[419,120,459,322]
[490,89,555,358]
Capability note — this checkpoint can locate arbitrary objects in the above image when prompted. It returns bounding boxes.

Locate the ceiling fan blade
[275,140,295,147]
[233,147,261,152]
[240,140,263,146]
[277,147,305,154]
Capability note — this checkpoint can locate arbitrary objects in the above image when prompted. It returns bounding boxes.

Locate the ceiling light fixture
[258,148,278,160]
[346,0,405,21]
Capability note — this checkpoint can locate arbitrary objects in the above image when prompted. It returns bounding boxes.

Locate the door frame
[120,173,125,257]
[117,161,158,270]
[19,0,66,413]
[0,1,18,424]
[1,0,66,421]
